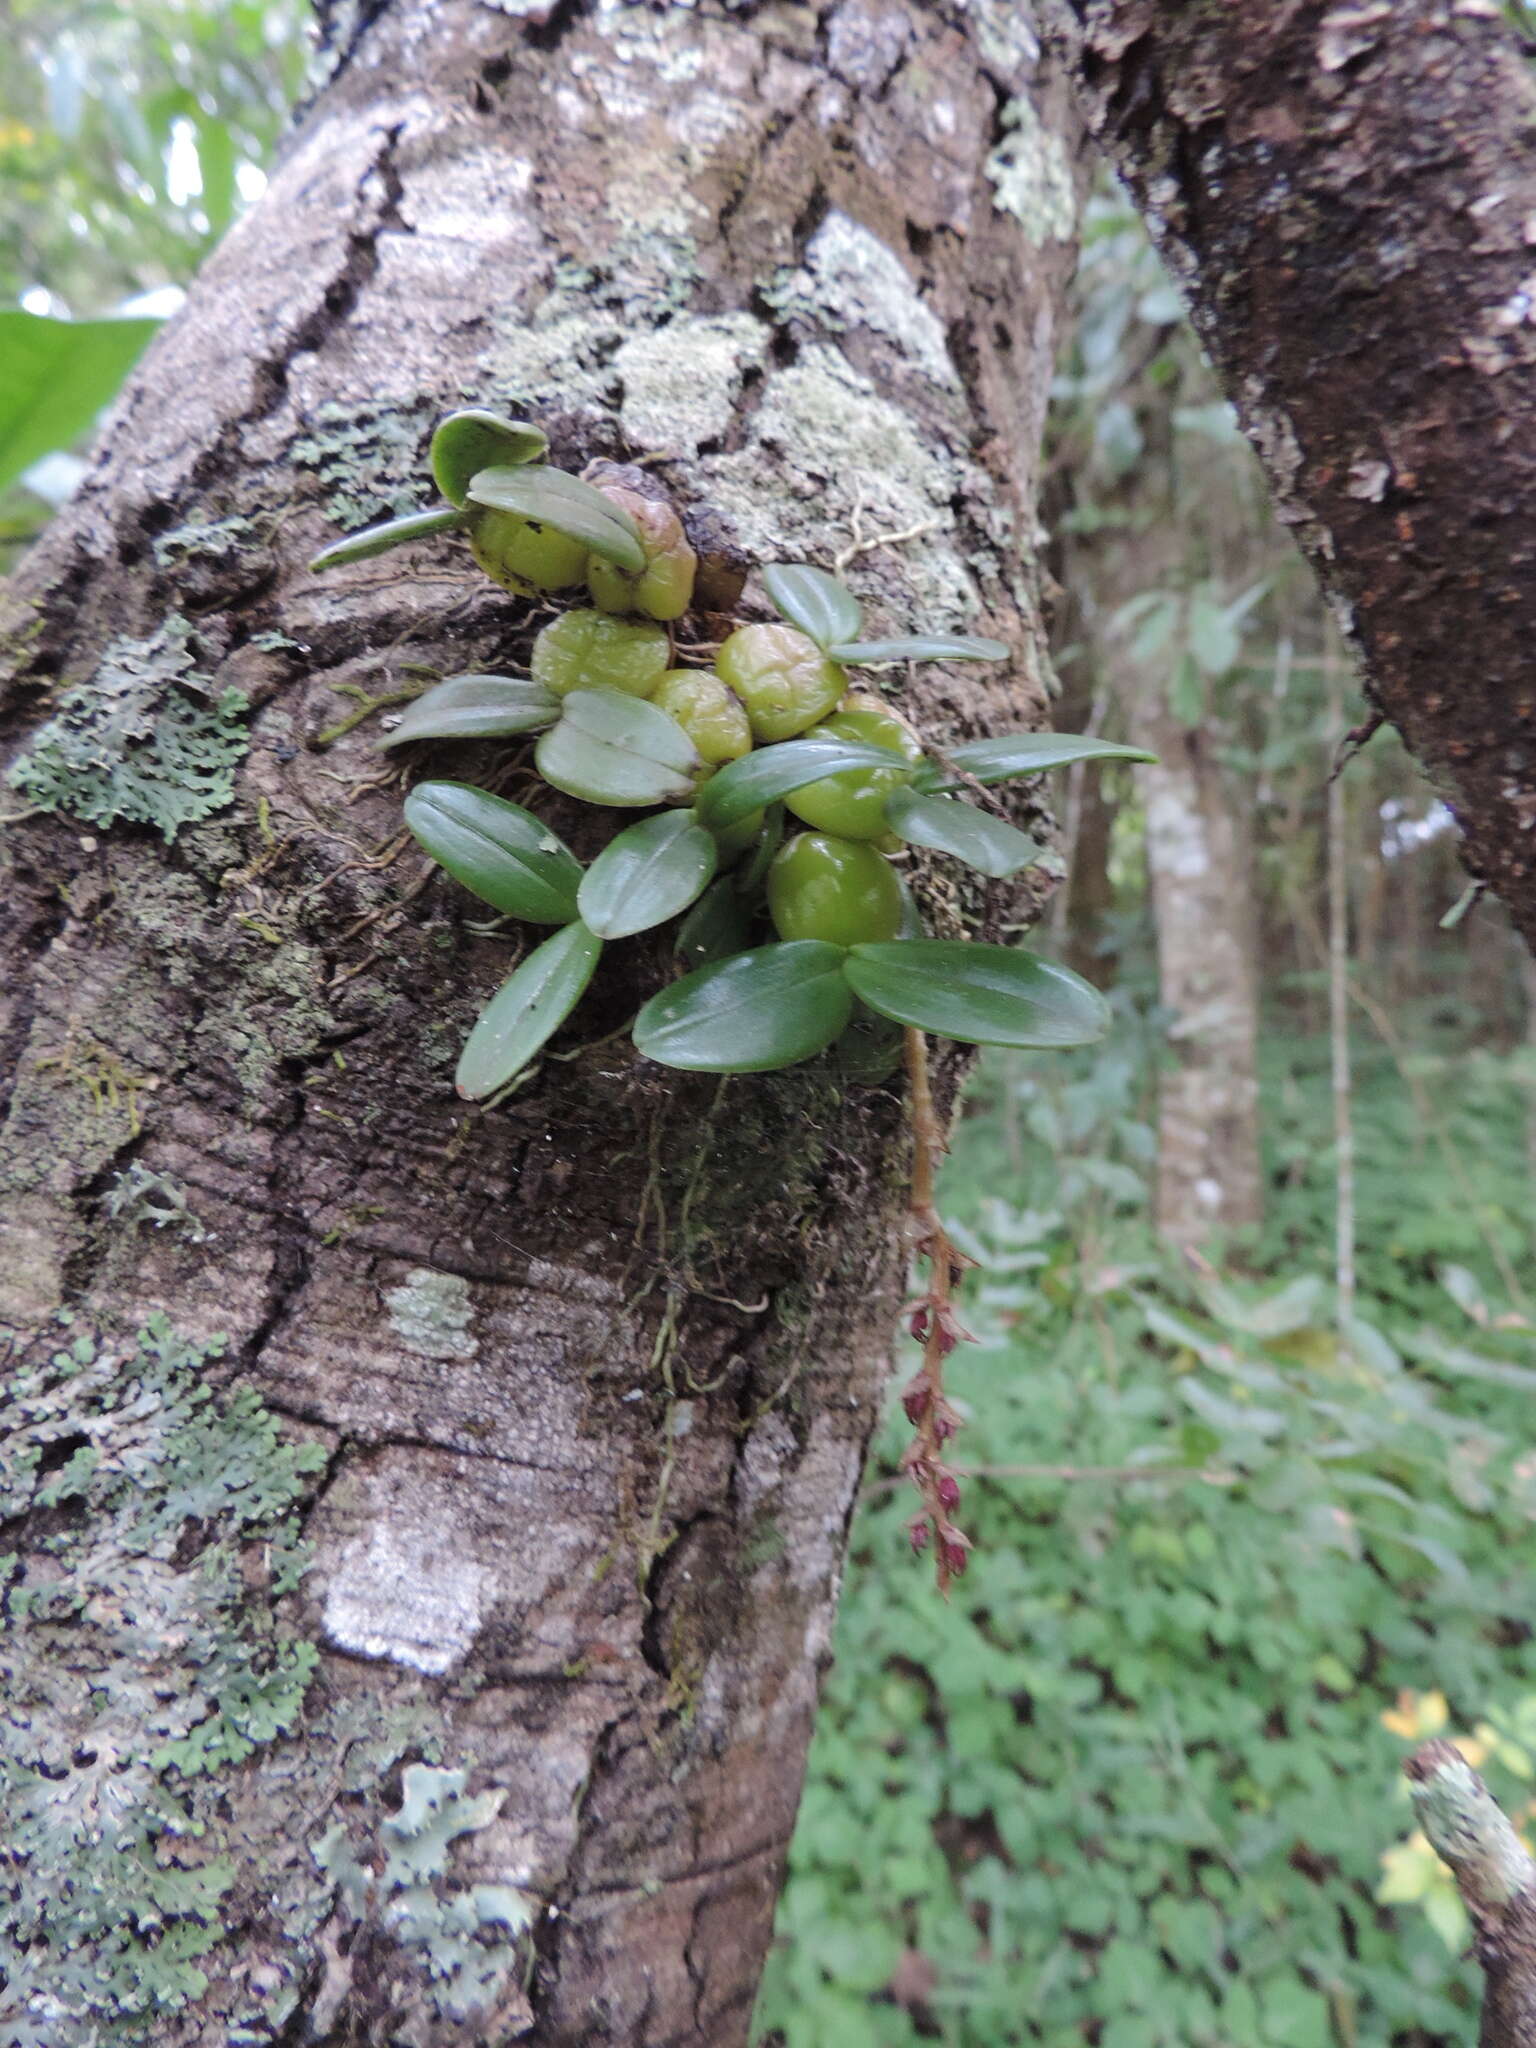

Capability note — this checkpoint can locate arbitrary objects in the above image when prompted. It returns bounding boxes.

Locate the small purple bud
[936,1472,960,1511]
[908,1516,931,1555]
[901,1380,930,1426]
[939,1537,969,1578]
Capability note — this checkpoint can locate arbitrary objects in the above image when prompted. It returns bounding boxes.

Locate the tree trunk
[0,5,1079,2043]
[1048,0,1536,956]
[1135,692,1263,1245]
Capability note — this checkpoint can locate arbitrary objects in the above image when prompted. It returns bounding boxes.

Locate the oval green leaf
[829,632,1010,665]
[577,810,719,940]
[884,789,1045,879]
[535,689,700,807]
[761,563,862,652]
[675,877,753,968]
[845,940,1110,1049]
[404,780,582,924]
[456,921,602,1100]
[431,409,548,506]
[694,738,906,833]
[380,674,561,749]
[466,464,645,570]
[914,732,1156,792]
[310,506,464,572]
[634,941,854,1073]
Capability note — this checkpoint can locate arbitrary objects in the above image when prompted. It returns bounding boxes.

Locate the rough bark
[1047,0,1536,955]
[1136,696,1263,1244]
[0,4,1079,2043]
[1408,1741,1536,2048]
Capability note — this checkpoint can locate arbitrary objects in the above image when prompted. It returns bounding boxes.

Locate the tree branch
[1048,0,1536,953]
[1408,1739,1536,2046]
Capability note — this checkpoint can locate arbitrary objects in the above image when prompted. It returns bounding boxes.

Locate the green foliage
[633,940,855,1073]
[378,673,560,749]
[577,809,718,940]
[755,1023,1536,2047]
[0,308,159,492]
[401,782,584,926]
[6,611,249,839]
[0,0,306,317]
[454,920,603,1101]
[318,419,1123,1095]
[0,1313,325,2042]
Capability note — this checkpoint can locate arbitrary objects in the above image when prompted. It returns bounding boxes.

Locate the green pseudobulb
[716,622,845,743]
[784,698,922,840]
[768,831,904,948]
[530,610,671,699]
[651,670,752,766]
[587,486,697,620]
[468,506,589,596]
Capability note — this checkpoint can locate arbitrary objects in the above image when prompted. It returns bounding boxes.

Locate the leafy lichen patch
[151,513,259,573]
[5,612,250,842]
[291,396,434,531]
[0,1315,327,2043]
[314,1763,536,2035]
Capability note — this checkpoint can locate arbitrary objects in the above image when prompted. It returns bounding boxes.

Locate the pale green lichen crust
[987,96,1076,245]
[0,1315,326,2042]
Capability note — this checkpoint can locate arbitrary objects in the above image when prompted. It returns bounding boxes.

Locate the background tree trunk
[1136,697,1263,1246]
[0,4,1080,2042]
[1047,0,1536,956]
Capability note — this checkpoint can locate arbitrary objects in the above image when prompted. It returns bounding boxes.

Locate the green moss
[0,1314,327,2043]
[5,613,250,842]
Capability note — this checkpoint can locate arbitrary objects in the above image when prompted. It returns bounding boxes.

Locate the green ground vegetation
[756,986,1536,2048]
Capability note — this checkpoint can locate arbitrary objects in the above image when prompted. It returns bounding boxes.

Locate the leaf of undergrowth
[466,464,645,569]
[830,632,1009,665]
[379,674,561,748]
[633,941,853,1072]
[914,731,1155,790]
[762,563,862,651]
[845,940,1110,1048]
[456,921,602,1099]
[430,409,548,505]
[674,877,754,968]
[535,690,700,807]
[0,309,161,492]
[884,788,1045,878]
[404,781,582,924]
[577,810,718,940]
[695,738,906,831]
[309,506,464,572]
